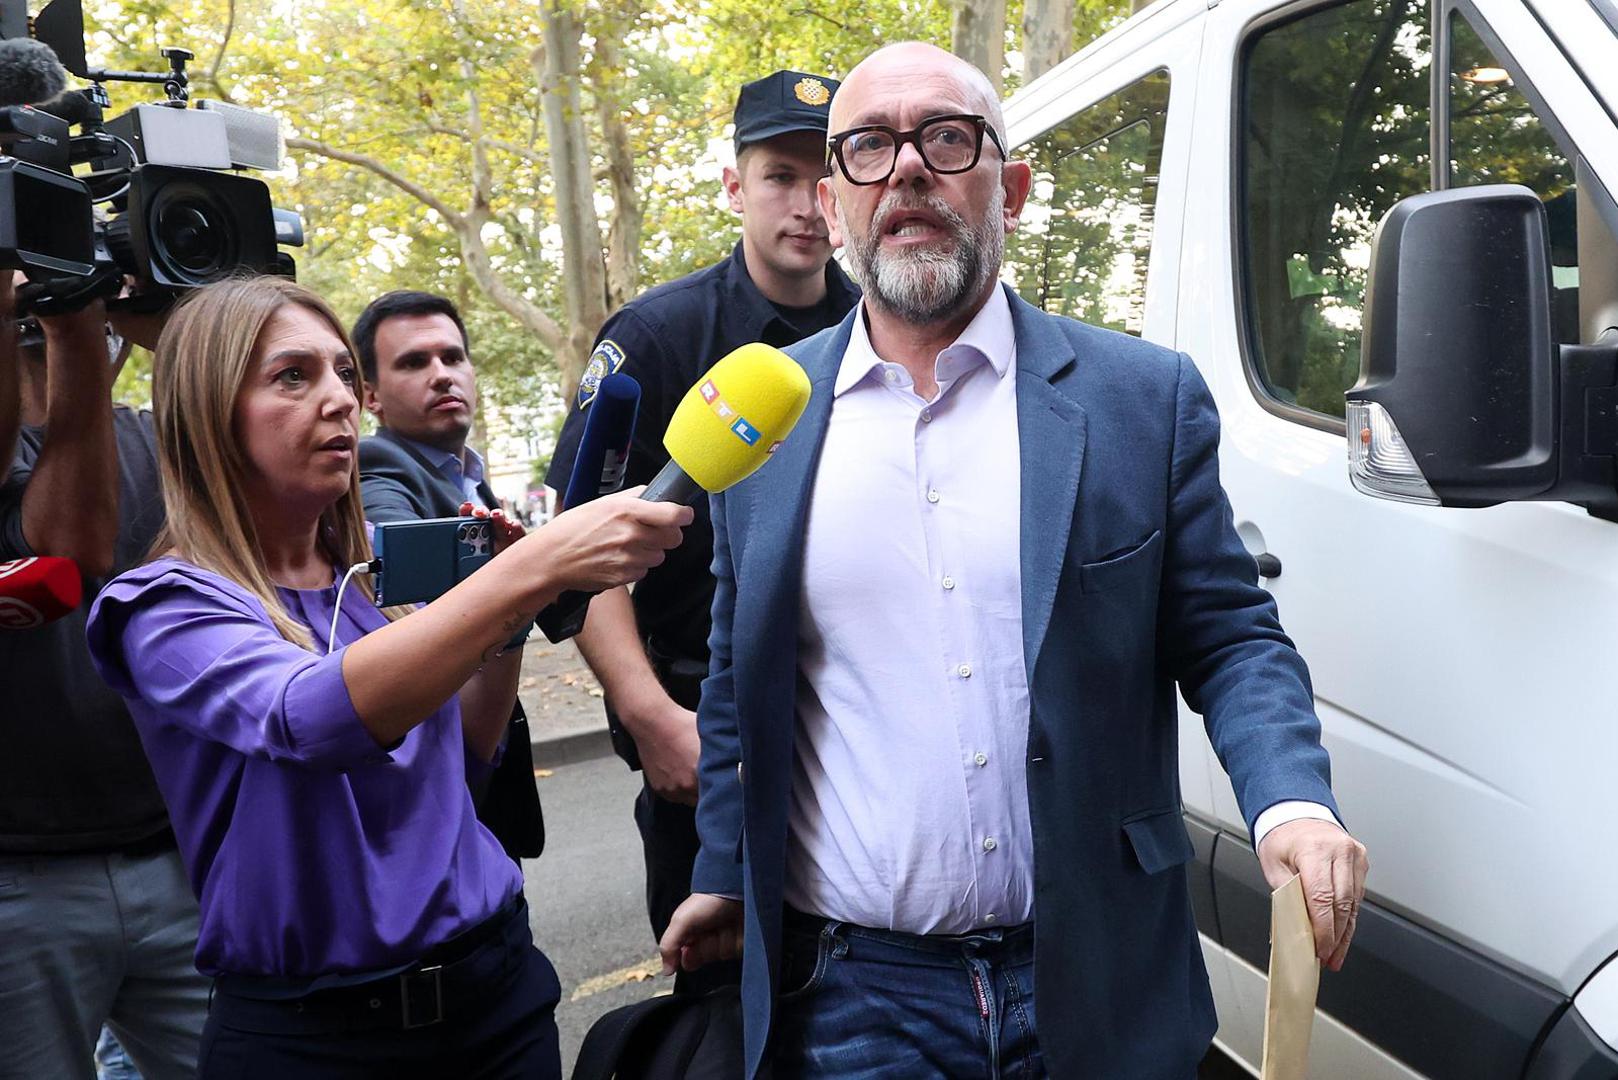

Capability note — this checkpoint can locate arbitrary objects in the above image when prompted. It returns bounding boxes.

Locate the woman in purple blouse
[85,277,690,1079]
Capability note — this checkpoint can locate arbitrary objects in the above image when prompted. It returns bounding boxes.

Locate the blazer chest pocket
[1122,807,1194,875]
[1079,529,1163,594]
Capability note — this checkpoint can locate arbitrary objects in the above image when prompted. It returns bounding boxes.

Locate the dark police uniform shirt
[547,241,859,666]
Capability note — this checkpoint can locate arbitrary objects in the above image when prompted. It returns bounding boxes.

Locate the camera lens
[151,192,234,280]
[124,165,278,288]
[160,204,224,273]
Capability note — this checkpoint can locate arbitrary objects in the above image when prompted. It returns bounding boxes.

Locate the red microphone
[0,557,83,629]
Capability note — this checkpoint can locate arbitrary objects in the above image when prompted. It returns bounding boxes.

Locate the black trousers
[196,900,560,1079]
[617,642,741,997]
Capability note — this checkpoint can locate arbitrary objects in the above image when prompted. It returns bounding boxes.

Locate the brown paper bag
[1261,874,1319,1080]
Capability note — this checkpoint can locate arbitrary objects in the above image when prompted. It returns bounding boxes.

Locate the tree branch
[791,7,850,30]
[205,0,238,102]
[423,121,551,168]
[286,136,467,229]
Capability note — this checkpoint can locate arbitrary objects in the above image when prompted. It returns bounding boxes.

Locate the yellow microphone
[643,343,813,503]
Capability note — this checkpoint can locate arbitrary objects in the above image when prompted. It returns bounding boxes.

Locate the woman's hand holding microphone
[513,487,693,600]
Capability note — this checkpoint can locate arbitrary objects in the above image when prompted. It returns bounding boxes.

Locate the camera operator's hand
[519,487,691,596]
[37,297,113,372]
[19,292,120,577]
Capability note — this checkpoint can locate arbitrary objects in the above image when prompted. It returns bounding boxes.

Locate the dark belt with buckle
[211,894,527,1033]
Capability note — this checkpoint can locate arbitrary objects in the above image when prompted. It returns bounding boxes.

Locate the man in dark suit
[353,290,543,862]
[659,43,1369,1078]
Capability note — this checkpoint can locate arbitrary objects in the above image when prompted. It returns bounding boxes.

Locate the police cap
[732,70,840,153]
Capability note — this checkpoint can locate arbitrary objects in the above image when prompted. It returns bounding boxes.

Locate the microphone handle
[641,459,704,505]
[535,590,591,644]
[537,460,699,642]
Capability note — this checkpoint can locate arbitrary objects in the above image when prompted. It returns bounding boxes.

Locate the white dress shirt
[783,288,1337,934]
[787,288,1034,934]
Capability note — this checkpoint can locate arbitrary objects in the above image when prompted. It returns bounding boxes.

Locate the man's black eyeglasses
[826,114,1007,186]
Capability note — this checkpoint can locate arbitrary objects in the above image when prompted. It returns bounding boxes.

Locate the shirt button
[973,751,988,766]
[921,409,933,422]
[982,837,997,852]
[957,663,973,678]
[926,489,940,504]
[942,575,956,590]
[985,912,998,924]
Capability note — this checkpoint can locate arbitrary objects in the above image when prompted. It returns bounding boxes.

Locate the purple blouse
[85,557,521,979]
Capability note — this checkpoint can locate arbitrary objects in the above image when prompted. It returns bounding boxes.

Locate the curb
[531,727,615,769]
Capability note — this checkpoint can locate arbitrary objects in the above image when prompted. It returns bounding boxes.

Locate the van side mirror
[1348,186,1559,506]
[1349,185,1618,515]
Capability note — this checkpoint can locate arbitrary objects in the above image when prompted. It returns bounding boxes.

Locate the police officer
[545,69,858,989]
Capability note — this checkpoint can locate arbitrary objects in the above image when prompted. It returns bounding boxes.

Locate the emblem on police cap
[794,77,830,107]
[577,339,626,407]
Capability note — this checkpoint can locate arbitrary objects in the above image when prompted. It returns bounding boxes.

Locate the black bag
[572,986,745,1080]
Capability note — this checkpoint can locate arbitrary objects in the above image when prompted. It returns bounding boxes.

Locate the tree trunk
[285,135,565,357]
[1022,0,1075,83]
[952,0,1006,93]
[592,27,642,313]
[536,1,610,403]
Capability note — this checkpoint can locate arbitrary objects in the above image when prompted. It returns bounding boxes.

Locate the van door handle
[1255,553,1282,579]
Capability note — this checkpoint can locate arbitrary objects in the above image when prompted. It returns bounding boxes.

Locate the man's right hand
[659,893,743,975]
[624,698,700,805]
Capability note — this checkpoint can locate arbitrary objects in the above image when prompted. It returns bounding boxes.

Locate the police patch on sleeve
[577,340,627,407]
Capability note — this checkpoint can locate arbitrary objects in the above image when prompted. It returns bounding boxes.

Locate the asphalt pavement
[520,747,670,1072]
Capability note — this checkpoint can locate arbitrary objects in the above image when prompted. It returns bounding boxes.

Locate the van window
[1240,0,1430,420]
[1006,69,1170,335]
[1447,11,1581,341]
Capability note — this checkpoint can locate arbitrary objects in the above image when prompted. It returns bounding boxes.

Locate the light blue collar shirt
[397,435,490,511]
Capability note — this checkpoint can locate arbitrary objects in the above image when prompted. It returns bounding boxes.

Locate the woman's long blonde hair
[150,276,399,648]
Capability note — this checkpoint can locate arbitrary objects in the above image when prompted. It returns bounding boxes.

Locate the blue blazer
[689,287,1338,1079]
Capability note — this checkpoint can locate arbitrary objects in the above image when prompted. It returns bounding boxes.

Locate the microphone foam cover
[662,343,811,493]
[0,39,69,109]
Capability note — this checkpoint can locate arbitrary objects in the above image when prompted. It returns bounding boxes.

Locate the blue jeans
[95,1028,143,1080]
[771,911,1044,1079]
[0,846,208,1080]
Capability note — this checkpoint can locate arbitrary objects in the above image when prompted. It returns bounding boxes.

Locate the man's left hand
[1257,819,1368,972]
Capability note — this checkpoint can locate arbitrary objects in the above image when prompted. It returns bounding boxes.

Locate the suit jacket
[689,287,1338,1079]
[358,426,544,861]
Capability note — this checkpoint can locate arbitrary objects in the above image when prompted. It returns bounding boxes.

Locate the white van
[1002,1,1618,1076]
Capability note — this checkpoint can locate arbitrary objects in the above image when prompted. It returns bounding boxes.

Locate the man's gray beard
[840,187,1005,326]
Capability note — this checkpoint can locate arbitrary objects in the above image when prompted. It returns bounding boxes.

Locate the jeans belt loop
[400,965,444,1029]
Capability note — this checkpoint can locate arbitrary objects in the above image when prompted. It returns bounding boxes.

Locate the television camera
[0,0,301,316]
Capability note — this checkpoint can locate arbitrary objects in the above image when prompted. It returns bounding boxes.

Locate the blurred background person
[85,277,689,1079]
[354,289,544,867]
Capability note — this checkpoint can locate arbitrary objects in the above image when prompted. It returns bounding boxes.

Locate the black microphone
[535,373,641,643]
[0,39,69,109]
[562,373,640,510]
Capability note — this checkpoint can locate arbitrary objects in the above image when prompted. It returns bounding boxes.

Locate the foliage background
[85,0,1131,444]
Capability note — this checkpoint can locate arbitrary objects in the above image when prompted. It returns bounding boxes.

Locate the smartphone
[372,517,494,607]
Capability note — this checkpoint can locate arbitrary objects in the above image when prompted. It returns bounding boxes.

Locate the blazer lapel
[730,317,851,743]
[1011,290,1087,678]
[377,427,465,516]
